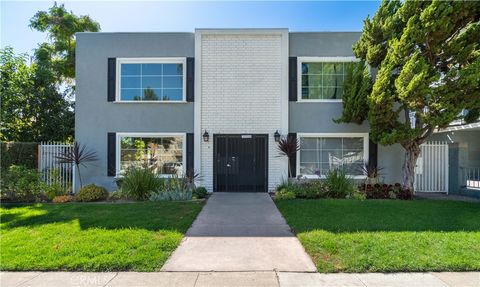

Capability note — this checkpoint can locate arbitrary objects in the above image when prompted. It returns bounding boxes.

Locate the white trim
[280,30,290,138]
[297,56,359,103]
[115,132,187,178]
[296,132,369,179]
[115,57,187,103]
[193,31,202,178]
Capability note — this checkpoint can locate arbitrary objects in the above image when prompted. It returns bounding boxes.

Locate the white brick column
[194,29,289,192]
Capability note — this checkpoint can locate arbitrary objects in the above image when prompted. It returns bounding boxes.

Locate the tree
[339,0,480,191]
[29,2,100,80]
[0,3,100,142]
[277,135,300,178]
[0,47,74,142]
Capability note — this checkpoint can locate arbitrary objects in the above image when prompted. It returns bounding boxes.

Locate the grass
[276,199,480,273]
[0,201,203,271]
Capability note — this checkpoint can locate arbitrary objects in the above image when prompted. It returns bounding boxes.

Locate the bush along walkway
[276,199,480,273]
[2,271,479,287]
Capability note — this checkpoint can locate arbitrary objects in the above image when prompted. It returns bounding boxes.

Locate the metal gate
[415,141,449,193]
[38,142,74,193]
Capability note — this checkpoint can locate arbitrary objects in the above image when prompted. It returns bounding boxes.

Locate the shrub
[149,191,192,201]
[359,183,413,200]
[302,180,328,199]
[193,187,208,199]
[275,189,296,200]
[121,166,163,200]
[76,184,108,202]
[108,189,129,201]
[0,142,38,176]
[52,195,75,203]
[324,169,355,198]
[1,165,45,202]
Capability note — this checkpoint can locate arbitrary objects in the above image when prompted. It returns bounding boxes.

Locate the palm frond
[277,135,300,158]
[56,142,98,167]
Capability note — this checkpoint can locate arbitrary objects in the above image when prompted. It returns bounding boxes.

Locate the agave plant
[277,135,300,178]
[56,142,98,188]
[360,161,384,184]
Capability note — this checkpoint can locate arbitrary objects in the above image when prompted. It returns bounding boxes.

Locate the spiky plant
[277,135,300,178]
[360,161,384,185]
[56,142,98,188]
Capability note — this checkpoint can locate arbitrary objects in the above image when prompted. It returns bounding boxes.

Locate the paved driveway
[161,192,316,272]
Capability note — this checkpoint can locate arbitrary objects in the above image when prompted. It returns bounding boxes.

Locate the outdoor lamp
[203,130,210,142]
[274,130,281,142]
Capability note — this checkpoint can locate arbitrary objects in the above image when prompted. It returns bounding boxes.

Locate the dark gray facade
[76,30,406,190]
[75,32,195,190]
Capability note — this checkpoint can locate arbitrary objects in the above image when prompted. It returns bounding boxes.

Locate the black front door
[214,134,268,192]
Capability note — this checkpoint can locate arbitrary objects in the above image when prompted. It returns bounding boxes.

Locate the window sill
[297,99,343,103]
[113,101,188,104]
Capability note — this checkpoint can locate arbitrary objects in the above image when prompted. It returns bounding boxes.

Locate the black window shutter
[107,132,116,176]
[289,57,297,102]
[288,133,297,178]
[186,133,194,172]
[369,138,378,167]
[107,58,116,102]
[186,58,194,102]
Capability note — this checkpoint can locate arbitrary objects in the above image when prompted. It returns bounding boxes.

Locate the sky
[1,1,381,55]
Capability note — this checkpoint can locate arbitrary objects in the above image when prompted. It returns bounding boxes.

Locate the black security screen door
[214,134,268,192]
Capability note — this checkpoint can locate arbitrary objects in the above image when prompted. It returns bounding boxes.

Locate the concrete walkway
[2,271,479,287]
[161,192,316,272]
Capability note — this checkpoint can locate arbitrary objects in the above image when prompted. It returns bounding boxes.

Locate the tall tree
[29,2,100,80]
[339,0,480,191]
[0,3,100,142]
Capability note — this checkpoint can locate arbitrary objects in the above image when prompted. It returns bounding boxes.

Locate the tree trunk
[76,164,83,189]
[402,143,421,193]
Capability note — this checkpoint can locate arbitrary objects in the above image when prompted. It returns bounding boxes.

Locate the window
[298,57,358,101]
[117,58,185,102]
[117,133,185,176]
[297,133,368,178]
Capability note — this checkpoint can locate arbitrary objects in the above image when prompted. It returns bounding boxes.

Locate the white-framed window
[116,58,186,102]
[116,133,186,177]
[297,133,368,178]
[297,57,359,102]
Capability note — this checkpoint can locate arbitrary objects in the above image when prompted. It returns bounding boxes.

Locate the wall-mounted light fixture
[274,130,281,142]
[203,130,210,142]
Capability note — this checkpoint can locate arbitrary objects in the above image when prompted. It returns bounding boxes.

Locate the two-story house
[76,29,407,192]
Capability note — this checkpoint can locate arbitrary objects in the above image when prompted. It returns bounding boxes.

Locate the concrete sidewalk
[161,193,316,272]
[2,271,479,287]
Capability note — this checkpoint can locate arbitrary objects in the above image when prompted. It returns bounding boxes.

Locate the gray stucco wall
[75,32,195,190]
[288,32,403,183]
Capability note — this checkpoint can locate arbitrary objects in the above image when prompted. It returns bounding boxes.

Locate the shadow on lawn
[0,201,203,232]
[276,199,480,233]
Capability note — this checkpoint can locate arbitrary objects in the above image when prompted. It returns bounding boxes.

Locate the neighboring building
[76,29,418,193]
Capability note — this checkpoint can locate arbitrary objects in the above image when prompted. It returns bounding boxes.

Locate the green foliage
[0,165,45,202]
[344,1,480,190]
[193,187,208,199]
[121,166,163,200]
[275,190,296,200]
[0,48,74,142]
[334,60,372,124]
[276,179,328,199]
[29,3,100,79]
[323,169,355,199]
[0,142,38,175]
[0,4,100,142]
[76,184,108,202]
[149,190,192,201]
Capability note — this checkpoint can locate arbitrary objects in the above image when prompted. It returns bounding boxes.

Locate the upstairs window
[298,57,357,101]
[117,58,185,102]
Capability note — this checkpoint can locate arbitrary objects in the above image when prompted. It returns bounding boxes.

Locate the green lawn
[0,201,203,271]
[276,199,480,273]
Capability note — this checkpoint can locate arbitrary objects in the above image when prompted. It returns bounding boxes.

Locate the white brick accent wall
[195,30,289,192]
